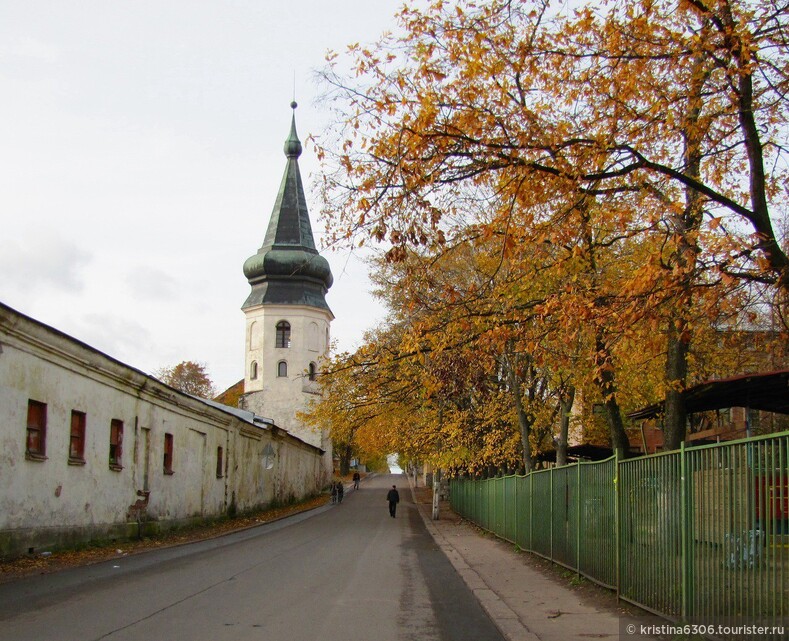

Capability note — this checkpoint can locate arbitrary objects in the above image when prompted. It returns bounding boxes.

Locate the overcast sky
[0,1,404,392]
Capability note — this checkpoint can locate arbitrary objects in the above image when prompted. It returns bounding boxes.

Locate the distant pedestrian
[386,485,400,518]
[353,471,361,490]
[331,482,338,504]
[337,480,344,504]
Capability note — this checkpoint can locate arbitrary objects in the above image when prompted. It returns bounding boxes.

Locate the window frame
[277,360,288,378]
[26,399,47,460]
[275,321,291,348]
[109,419,124,470]
[69,410,87,464]
[163,432,174,475]
[216,445,224,478]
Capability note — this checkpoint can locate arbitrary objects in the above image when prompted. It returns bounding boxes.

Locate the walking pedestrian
[337,480,344,504]
[330,481,338,504]
[386,485,400,518]
[352,471,360,490]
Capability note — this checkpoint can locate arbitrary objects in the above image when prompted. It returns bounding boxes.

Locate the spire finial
[284,100,302,158]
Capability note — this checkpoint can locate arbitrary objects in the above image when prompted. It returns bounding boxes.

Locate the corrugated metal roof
[628,369,789,420]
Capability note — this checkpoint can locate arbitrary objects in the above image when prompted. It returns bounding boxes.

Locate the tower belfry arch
[240,102,334,479]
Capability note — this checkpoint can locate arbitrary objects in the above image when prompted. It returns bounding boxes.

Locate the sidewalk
[410,484,662,641]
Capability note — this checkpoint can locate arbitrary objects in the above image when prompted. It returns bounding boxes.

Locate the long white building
[0,301,324,558]
[0,105,334,558]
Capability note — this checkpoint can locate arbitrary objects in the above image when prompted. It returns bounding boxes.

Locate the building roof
[213,378,244,408]
[197,396,274,428]
[0,301,323,453]
[242,102,333,312]
[628,369,789,420]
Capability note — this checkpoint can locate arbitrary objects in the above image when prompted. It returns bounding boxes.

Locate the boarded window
[249,320,259,350]
[163,432,174,474]
[109,419,123,469]
[216,446,224,478]
[69,410,86,462]
[277,361,288,378]
[275,321,291,348]
[26,400,47,458]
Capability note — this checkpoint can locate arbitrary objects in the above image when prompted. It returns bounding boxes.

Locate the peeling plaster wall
[0,304,323,558]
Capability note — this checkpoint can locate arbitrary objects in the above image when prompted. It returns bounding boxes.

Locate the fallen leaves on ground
[0,494,330,584]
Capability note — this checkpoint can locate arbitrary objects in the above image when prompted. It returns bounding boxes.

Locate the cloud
[0,234,92,293]
[124,265,179,302]
[73,313,153,366]
[0,36,60,63]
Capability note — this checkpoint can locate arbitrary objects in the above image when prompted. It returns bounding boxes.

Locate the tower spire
[284,100,302,159]
[242,103,333,311]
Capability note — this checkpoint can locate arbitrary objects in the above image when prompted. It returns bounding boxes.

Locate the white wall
[242,302,333,479]
[0,303,323,557]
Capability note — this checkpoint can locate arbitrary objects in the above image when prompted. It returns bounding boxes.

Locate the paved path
[0,474,503,641]
[409,478,662,641]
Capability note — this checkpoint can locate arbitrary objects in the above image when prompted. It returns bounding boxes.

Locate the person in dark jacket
[336,480,344,503]
[386,485,400,518]
[352,471,361,490]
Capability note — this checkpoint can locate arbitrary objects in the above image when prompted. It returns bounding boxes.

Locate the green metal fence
[450,432,789,632]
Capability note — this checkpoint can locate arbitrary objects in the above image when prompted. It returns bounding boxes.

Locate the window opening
[26,399,47,459]
[69,410,86,462]
[275,321,291,348]
[109,419,124,469]
[216,446,224,478]
[163,432,174,474]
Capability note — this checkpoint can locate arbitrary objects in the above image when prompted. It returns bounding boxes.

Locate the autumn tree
[155,361,216,398]
[302,322,422,474]
[358,229,610,470]
[317,0,788,453]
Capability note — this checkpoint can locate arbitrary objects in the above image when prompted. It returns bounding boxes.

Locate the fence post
[615,448,621,600]
[577,461,582,576]
[680,441,690,620]
[529,470,534,551]
[512,474,520,547]
[550,466,554,561]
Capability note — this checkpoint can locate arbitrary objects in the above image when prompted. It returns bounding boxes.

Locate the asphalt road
[0,474,504,641]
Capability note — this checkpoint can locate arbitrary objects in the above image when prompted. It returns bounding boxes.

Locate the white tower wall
[242,303,332,447]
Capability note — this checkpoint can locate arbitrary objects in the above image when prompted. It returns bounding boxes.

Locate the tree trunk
[726,7,789,293]
[594,333,630,455]
[663,323,690,451]
[557,384,575,467]
[663,44,705,450]
[503,351,535,472]
[339,443,353,476]
[576,199,629,455]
